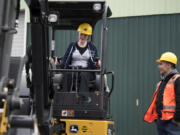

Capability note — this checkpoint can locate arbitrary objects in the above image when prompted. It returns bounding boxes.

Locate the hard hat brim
[156,59,177,66]
[156,59,161,63]
[78,31,92,36]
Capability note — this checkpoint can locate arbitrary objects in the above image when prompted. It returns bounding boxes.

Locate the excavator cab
[47,1,115,134]
[26,0,115,134]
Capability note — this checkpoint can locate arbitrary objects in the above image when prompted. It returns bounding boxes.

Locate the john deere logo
[82,126,88,133]
[69,125,79,133]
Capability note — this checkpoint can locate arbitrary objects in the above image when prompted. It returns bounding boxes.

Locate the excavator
[0,0,115,135]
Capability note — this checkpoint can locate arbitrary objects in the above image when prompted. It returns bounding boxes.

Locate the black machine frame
[26,0,114,134]
[0,0,39,134]
[49,1,114,120]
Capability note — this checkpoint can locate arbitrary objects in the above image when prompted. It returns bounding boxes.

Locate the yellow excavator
[0,0,115,135]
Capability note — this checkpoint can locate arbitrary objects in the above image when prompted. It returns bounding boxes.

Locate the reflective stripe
[167,80,175,84]
[163,105,176,109]
[172,74,180,80]
[166,74,180,84]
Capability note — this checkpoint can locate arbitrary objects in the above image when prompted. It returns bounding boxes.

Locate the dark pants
[155,118,180,135]
[63,72,94,92]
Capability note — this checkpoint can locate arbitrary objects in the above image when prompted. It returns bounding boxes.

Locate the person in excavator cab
[57,23,101,92]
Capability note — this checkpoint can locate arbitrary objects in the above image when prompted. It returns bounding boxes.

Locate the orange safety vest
[144,74,180,123]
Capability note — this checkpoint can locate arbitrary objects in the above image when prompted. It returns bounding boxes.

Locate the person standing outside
[60,23,100,92]
[144,52,180,135]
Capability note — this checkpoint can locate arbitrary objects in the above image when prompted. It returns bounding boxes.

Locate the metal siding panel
[25,14,180,135]
[54,30,77,56]
[94,14,180,135]
[106,0,180,18]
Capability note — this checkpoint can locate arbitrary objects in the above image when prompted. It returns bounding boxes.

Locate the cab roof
[48,1,112,29]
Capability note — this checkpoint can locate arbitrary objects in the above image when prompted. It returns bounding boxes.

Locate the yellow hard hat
[156,52,178,66]
[77,23,92,35]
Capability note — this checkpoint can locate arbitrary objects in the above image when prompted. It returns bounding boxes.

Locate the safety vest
[144,74,180,123]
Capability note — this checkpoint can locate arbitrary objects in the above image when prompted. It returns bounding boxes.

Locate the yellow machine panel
[0,102,9,135]
[0,113,2,134]
[59,119,114,135]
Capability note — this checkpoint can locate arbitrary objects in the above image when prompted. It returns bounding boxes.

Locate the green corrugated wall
[26,13,180,135]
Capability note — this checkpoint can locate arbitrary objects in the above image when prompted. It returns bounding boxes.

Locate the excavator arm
[0,1,39,135]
